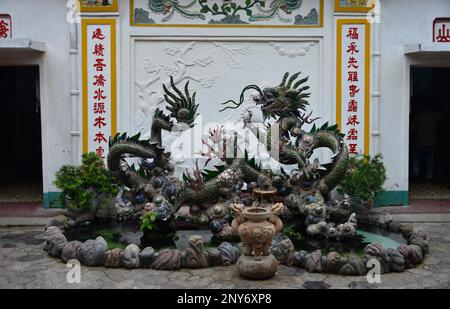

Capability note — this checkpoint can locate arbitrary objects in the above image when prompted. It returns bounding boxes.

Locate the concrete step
[0,217,51,226]
[0,203,67,227]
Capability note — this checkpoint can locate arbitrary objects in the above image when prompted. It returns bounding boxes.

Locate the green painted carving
[132,0,321,26]
[250,0,302,22]
[294,8,318,25]
[147,0,205,22]
[135,8,156,23]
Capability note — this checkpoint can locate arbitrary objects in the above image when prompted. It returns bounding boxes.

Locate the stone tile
[148,274,171,285]
[206,282,236,289]
[1,224,450,289]
[114,279,137,289]
[406,268,434,277]
[302,281,331,289]
[168,271,192,281]
[298,272,328,282]
[189,267,218,277]
[324,276,353,287]
[187,276,215,288]
[105,268,129,282]
[211,270,235,281]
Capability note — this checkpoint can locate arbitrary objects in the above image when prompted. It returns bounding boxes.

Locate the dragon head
[220,72,312,121]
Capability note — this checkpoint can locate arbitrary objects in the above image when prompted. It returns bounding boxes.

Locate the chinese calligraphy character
[346,27,359,40]
[93,89,107,100]
[94,132,107,144]
[348,71,359,82]
[348,144,358,155]
[92,28,105,40]
[436,23,450,43]
[0,20,9,39]
[349,85,360,97]
[93,102,106,114]
[348,100,358,113]
[347,42,360,55]
[96,146,105,158]
[92,44,105,57]
[347,129,359,141]
[93,58,107,72]
[93,116,107,129]
[93,74,106,87]
[347,115,360,126]
[348,57,359,69]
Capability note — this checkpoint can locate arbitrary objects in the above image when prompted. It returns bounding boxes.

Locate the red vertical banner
[0,14,12,39]
[337,19,371,156]
[82,19,117,160]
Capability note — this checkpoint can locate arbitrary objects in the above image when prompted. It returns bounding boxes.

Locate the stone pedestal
[236,254,278,280]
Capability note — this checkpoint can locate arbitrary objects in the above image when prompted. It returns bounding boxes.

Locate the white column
[371,8,381,155]
[69,21,81,164]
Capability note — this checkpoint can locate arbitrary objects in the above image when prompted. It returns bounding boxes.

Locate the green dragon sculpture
[107,71,351,240]
[217,71,350,199]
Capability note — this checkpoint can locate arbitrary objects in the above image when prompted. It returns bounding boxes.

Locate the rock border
[43,218,429,276]
[43,226,240,270]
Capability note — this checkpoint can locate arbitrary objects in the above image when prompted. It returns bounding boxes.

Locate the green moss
[282,224,302,241]
[341,250,365,258]
[96,229,127,250]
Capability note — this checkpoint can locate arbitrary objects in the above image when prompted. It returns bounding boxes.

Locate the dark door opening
[0,66,43,203]
[409,67,450,201]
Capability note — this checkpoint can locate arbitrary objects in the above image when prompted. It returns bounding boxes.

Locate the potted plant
[338,154,387,209]
[54,152,119,219]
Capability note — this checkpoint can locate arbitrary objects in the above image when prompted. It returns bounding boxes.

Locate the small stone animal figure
[271,238,295,266]
[185,235,208,269]
[336,213,357,238]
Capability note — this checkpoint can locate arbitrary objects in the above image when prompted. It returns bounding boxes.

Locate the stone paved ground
[0,224,449,289]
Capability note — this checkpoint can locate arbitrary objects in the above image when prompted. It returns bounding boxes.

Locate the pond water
[65,222,214,251]
[65,222,406,255]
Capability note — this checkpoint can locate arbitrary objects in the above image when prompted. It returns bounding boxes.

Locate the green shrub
[338,154,387,201]
[54,152,119,213]
[140,211,157,231]
[282,224,302,241]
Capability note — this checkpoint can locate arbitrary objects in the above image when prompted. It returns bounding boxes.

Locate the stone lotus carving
[231,203,284,261]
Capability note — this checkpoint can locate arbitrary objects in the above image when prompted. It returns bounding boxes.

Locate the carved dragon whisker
[301,111,321,124]
[219,85,263,112]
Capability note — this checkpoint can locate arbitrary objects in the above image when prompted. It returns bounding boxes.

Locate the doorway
[0,66,43,203]
[409,67,450,201]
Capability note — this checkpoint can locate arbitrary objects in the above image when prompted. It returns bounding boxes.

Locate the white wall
[0,0,73,197]
[119,0,336,173]
[4,0,448,205]
[379,0,450,192]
